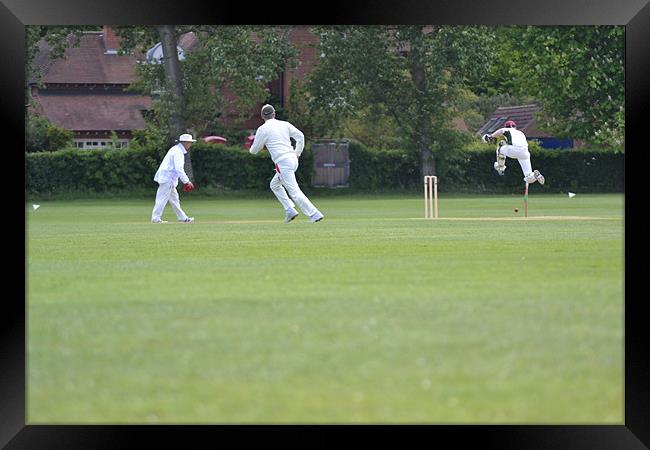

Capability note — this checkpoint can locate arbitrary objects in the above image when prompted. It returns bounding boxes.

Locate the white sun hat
[179,133,197,142]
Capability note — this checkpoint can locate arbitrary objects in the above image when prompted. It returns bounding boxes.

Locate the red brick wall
[221,27,320,131]
[284,26,319,103]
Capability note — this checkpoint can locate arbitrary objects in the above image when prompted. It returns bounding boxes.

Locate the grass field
[26,193,624,423]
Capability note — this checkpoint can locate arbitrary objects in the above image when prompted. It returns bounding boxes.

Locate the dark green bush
[25,113,74,153]
[25,140,623,197]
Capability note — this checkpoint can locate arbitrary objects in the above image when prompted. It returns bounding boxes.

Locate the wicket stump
[424,176,439,219]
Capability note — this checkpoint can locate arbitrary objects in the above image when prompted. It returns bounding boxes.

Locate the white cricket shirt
[153,143,190,185]
[490,127,528,147]
[248,118,305,164]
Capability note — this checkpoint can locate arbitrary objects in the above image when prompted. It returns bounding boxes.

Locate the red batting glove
[183,182,195,192]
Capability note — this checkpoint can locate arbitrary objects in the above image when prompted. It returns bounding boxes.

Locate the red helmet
[504,120,517,128]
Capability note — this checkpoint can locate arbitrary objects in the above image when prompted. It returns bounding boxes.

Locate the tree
[155,25,195,180]
[115,25,297,180]
[115,26,297,137]
[302,26,495,177]
[26,111,74,152]
[490,26,624,147]
[157,25,187,138]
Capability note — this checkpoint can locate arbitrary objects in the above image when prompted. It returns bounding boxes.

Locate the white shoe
[309,211,324,222]
[494,162,506,176]
[534,170,545,185]
[151,219,168,224]
[524,173,537,184]
[178,217,194,223]
[284,208,299,223]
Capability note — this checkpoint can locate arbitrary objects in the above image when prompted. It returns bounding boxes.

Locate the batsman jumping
[482,120,545,185]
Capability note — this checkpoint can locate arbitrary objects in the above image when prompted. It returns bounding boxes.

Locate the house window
[73,139,130,149]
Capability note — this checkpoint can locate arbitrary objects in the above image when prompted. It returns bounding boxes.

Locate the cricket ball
[514,208,519,213]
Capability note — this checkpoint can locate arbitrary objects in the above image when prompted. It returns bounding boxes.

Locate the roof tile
[34,92,152,131]
[37,33,139,84]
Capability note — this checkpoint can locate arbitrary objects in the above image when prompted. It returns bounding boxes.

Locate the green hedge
[26,146,163,195]
[191,144,314,190]
[344,141,623,193]
[25,141,623,197]
[434,147,624,194]
[347,141,420,190]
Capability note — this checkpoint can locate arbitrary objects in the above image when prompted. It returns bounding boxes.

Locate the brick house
[478,104,581,149]
[29,26,319,147]
[29,26,153,149]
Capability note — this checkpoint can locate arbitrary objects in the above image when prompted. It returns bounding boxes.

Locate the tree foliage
[26,112,74,152]
[488,26,624,147]
[114,26,297,138]
[301,26,496,176]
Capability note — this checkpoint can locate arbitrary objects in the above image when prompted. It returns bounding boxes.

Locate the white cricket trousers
[151,181,189,221]
[499,144,533,176]
[270,156,318,217]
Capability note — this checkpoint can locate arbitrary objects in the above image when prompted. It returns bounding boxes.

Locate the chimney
[102,26,119,54]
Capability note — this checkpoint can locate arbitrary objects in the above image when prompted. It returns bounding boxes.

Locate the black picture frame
[5,0,648,448]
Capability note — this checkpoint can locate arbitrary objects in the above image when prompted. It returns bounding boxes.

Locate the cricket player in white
[483,120,545,185]
[151,133,196,223]
[249,104,324,223]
